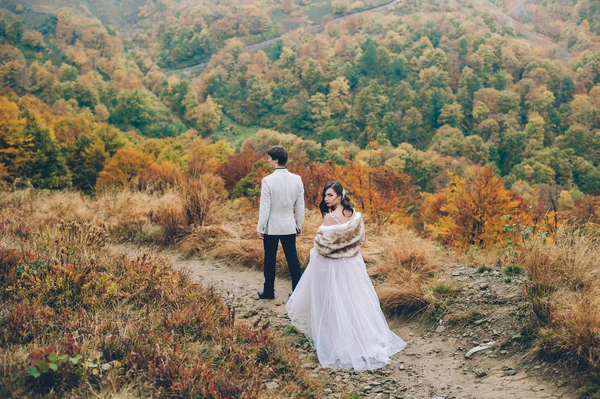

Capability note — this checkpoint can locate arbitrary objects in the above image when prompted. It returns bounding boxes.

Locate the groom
[256,145,305,300]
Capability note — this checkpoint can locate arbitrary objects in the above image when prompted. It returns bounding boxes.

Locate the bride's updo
[319,181,355,217]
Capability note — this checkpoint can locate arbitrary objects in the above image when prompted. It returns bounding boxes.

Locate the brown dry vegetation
[367,227,443,314]
[0,185,444,314]
[3,184,600,386]
[520,228,600,372]
[0,204,318,398]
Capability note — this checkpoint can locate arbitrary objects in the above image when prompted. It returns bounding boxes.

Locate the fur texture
[314,212,366,259]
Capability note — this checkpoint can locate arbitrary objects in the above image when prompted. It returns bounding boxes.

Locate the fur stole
[313,212,366,259]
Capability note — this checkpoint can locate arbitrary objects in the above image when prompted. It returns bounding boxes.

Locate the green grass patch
[283,325,300,336]
[428,281,459,297]
[306,4,334,23]
[423,299,449,324]
[213,114,261,149]
[578,378,600,399]
[503,264,524,275]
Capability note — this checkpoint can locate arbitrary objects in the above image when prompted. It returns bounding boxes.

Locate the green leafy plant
[28,352,81,379]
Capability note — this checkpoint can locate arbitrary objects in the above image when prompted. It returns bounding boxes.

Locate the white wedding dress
[286,213,407,371]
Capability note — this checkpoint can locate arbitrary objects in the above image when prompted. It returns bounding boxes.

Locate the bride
[286,181,407,371]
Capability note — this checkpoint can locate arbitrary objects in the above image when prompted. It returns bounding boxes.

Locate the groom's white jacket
[257,168,305,235]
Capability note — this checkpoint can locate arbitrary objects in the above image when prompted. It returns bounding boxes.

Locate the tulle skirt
[286,248,407,371]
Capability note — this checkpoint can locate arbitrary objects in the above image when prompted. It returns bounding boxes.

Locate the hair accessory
[341,189,346,200]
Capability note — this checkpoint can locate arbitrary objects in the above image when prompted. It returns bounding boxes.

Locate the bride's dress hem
[286,247,407,371]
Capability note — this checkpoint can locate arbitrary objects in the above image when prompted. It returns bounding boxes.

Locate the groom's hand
[258,232,264,240]
[296,229,302,236]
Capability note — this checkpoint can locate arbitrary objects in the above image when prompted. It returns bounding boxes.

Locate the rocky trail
[116,244,578,399]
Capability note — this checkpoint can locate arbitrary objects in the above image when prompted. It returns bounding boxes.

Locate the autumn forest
[1,0,600,397]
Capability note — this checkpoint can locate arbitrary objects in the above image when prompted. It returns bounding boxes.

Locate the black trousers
[262,234,302,295]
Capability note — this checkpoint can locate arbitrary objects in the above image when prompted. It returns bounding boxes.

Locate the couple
[256,145,407,371]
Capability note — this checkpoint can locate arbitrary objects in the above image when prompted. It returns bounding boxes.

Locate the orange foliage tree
[295,161,337,209]
[216,145,262,191]
[138,161,184,193]
[420,167,528,249]
[334,162,415,224]
[96,147,154,190]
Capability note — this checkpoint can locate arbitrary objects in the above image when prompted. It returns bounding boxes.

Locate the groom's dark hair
[267,145,288,166]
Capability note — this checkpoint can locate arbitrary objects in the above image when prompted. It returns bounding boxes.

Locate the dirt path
[117,244,577,399]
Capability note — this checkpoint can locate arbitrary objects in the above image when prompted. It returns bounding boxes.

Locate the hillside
[0,0,144,29]
[1,186,595,397]
[1,0,600,397]
[3,0,600,195]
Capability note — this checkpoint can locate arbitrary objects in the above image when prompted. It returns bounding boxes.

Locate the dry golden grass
[208,238,265,268]
[152,199,185,243]
[520,227,600,372]
[365,227,442,315]
[0,189,95,226]
[180,224,238,258]
[0,188,169,232]
[0,175,229,247]
[377,283,430,315]
[178,174,227,227]
[539,288,600,369]
[369,228,440,277]
[197,198,265,268]
[463,245,502,267]
[1,188,446,318]
[95,191,177,242]
[521,228,600,290]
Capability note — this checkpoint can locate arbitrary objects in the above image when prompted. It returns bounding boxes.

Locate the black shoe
[257,291,275,300]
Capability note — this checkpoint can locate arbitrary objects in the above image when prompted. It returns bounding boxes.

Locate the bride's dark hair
[319,181,355,217]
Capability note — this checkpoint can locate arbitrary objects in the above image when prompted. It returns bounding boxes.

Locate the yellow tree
[189,96,223,136]
[96,147,154,190]
[328,77,351,116]
[188,139,233,175]
[422,168,528,249]
[0,97,31,183]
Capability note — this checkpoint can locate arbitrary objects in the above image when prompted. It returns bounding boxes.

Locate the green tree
[499,128,527,174]
[109,89,154,130]
[21,112,71,189]
[71,134,109,192]
[430,125,464,157]
[359,38,378,78]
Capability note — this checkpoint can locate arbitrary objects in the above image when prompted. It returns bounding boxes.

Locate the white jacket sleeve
[295,176,305,231]
[257,178,271,233]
